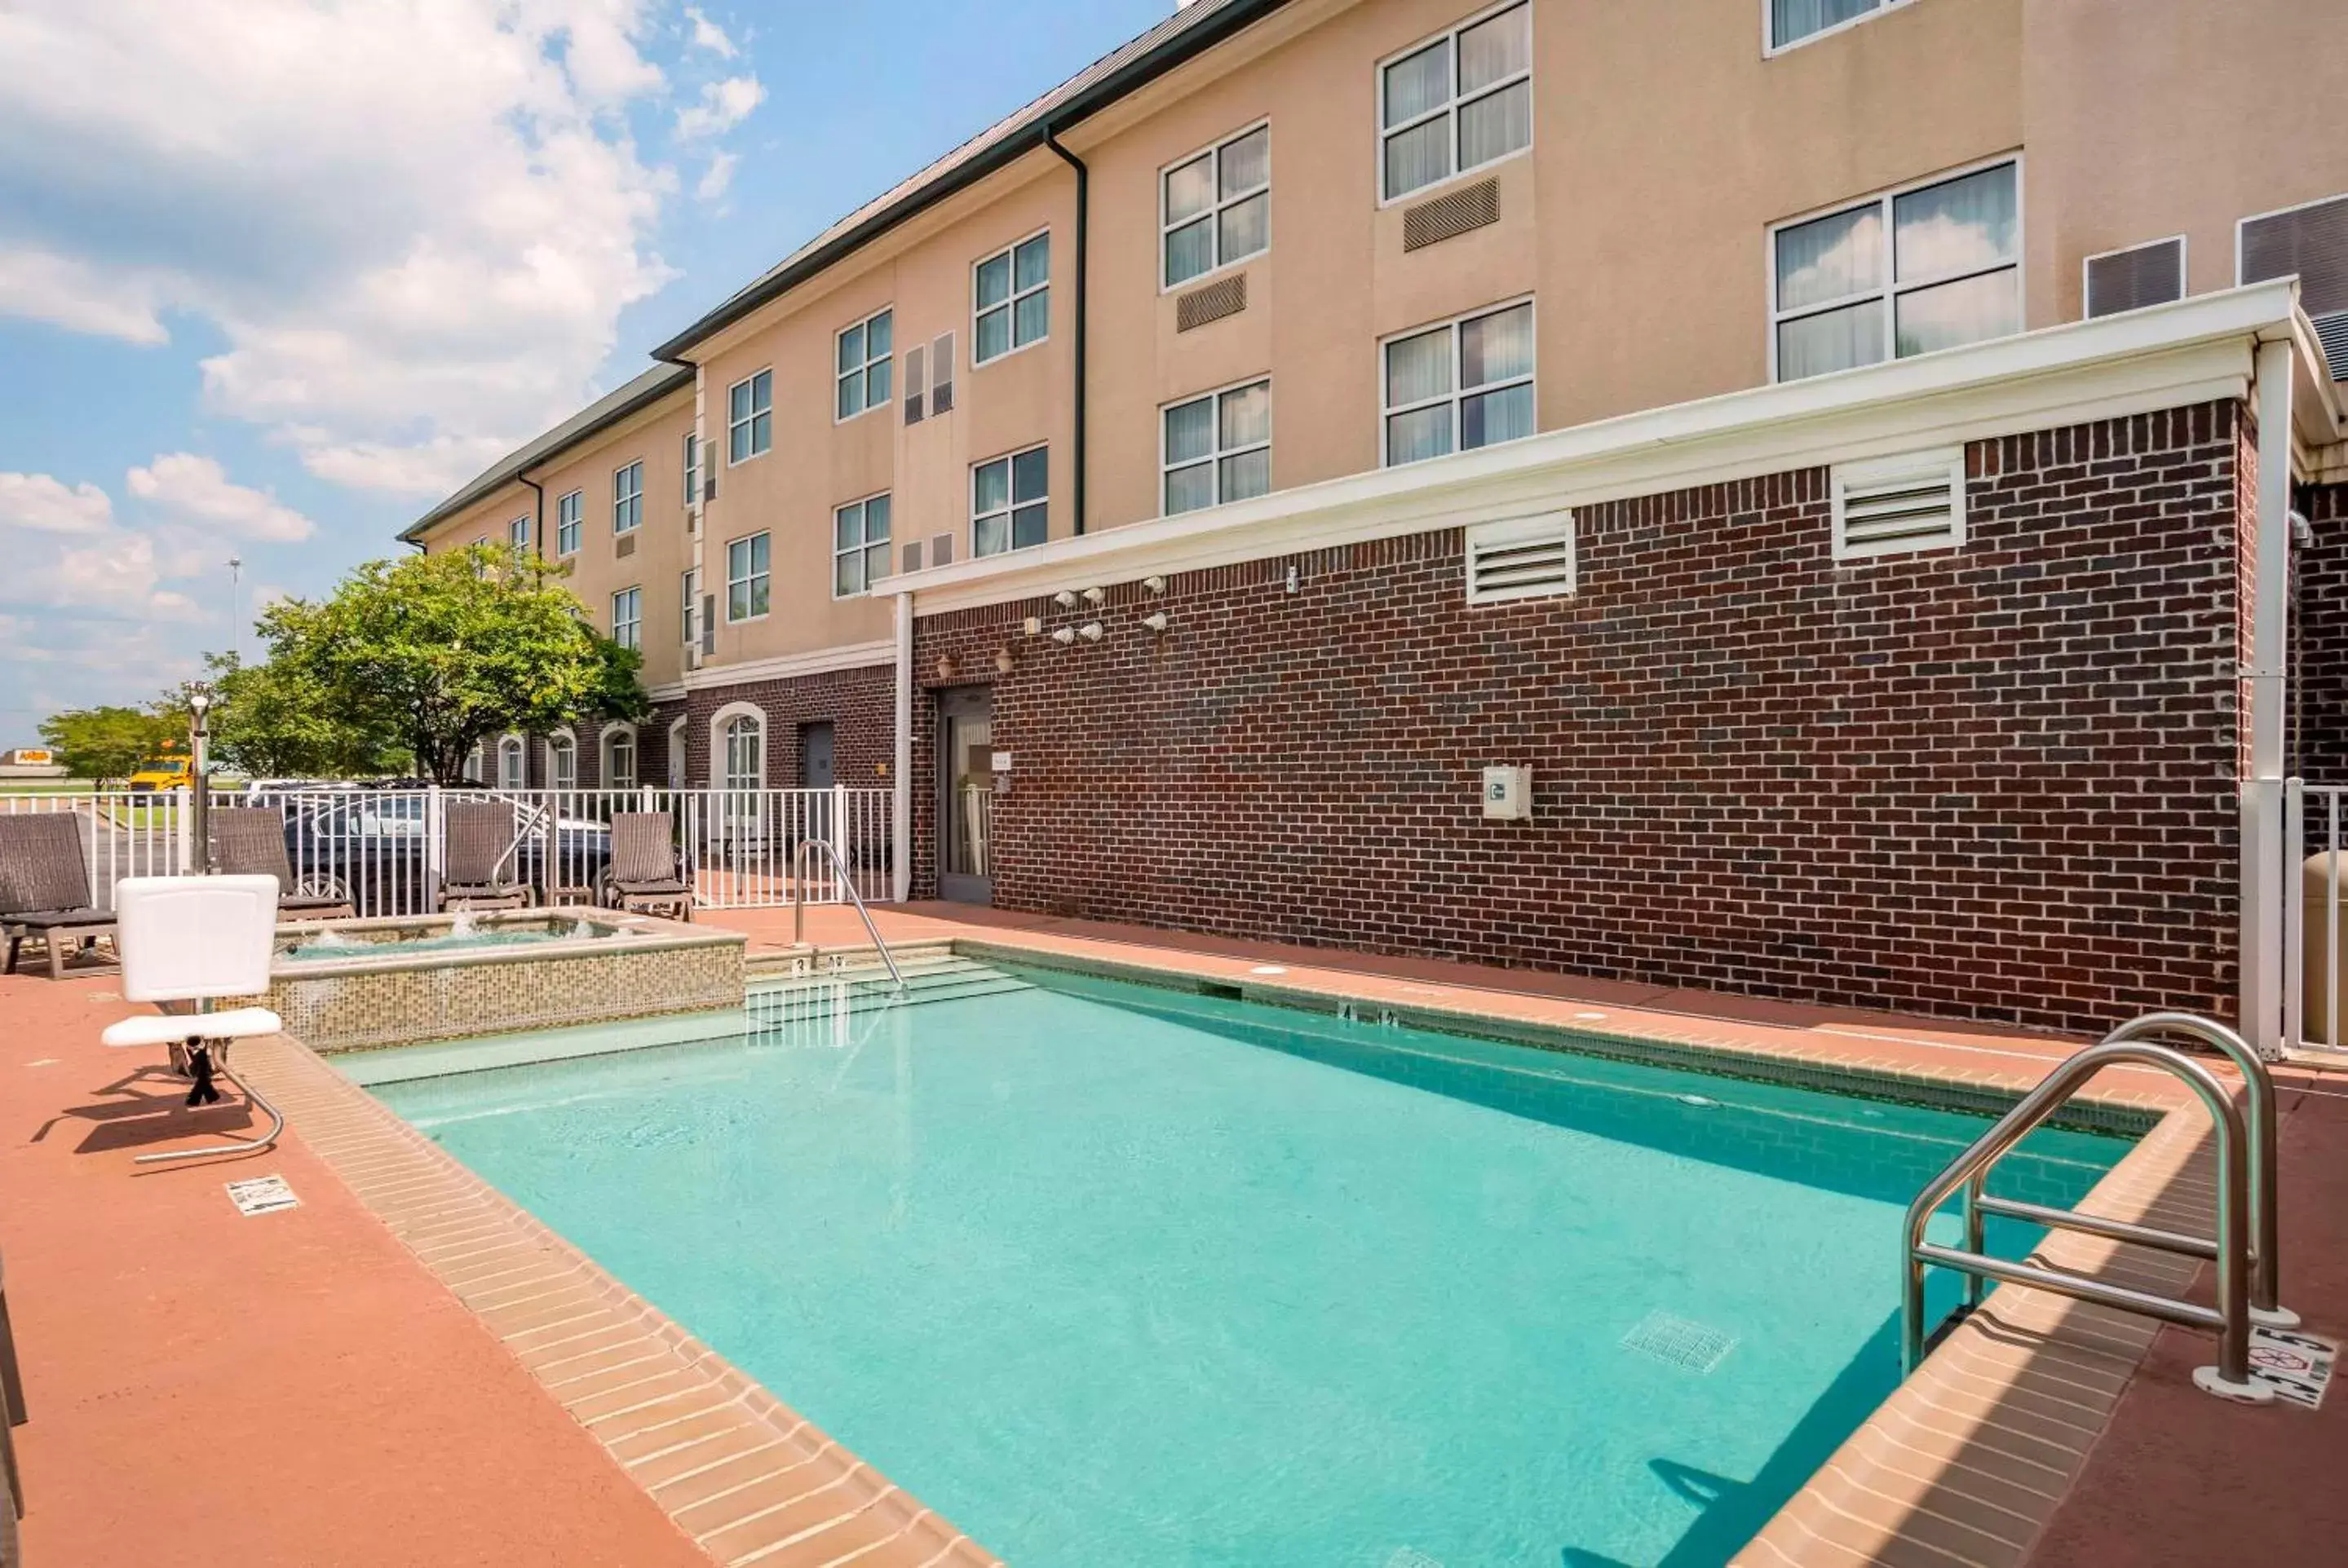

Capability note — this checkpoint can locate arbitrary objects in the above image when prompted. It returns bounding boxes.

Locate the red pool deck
[0,903,2341,1566]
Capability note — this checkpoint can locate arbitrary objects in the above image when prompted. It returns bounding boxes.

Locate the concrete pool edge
[230,1031,1001,1568]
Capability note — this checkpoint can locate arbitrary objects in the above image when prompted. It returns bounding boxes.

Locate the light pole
[227,557,244,666]
[187,681,214,874]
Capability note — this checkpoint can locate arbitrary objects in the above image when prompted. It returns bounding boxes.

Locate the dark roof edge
[399,362,694,542]
[650,0,1293,364]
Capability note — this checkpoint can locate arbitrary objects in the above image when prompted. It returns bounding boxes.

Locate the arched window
[723,713,764,792]
[668,716,689,788]
[497,734,526,790]
[602,725,637,792]
[466,742,486,784]
[546,731,577,792]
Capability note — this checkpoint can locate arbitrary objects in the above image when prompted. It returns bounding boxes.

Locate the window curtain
[1771,0,1877,48]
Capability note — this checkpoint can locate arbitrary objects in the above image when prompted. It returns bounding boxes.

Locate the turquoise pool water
[365,965,2129,1568]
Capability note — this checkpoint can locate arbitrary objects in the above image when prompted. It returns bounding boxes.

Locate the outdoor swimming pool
[359,962,2129,1567]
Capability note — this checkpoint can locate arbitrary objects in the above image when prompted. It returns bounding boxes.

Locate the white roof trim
[886,282,2320,616]
[679,638,895,692]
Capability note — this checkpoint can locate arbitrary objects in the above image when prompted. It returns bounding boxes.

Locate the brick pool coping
[258,901,2309,1567]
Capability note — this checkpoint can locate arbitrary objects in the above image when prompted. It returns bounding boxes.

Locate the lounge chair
[604,811,693,921]
[0,815,116,980]
[209,806,356,921]
[440,799,532,911]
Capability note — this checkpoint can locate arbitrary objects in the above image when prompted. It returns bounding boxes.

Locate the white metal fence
[2286,779,2346,1053]
[0,784,895,919]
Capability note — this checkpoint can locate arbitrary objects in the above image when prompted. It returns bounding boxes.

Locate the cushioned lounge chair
[209,806,355,921]
[0,814,116,980]
[604,811,692,921]
[439,799,531,911]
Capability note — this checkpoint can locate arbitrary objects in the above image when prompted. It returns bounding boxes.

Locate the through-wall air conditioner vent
[700,595,717,656]
[615,532,637,558]
[1832,447,1966,561]
[686,644,703,671]
[1465,511,1575,605]
[931,333,955,414]
[929,533,954,568]
[1176,274,1246,332]
[904,343,926,425]
[2085,236,2186,319]
[1404,176,1500,253]
[2240,192,2348,379]
[901,539,924,574]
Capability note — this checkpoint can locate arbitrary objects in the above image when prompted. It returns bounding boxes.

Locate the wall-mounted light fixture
[1284,563,1300,594]
[1141,612,1170,634]
[1050,626,1076,646]
[1022,616,1042,636]
[1077,621,1103,642]
[1142,576,1166,594]
[1081,585,1106,604]
[1053,590,1079,608]
[995,647,1015,674]
[935,654,959,681]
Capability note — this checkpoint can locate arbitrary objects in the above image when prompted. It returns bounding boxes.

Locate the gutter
[1046,127,1089,535]
[518,474,545,556]
[650,0,1293,364]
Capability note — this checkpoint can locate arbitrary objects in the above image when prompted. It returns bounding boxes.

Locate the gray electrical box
[1482,766,1532,821]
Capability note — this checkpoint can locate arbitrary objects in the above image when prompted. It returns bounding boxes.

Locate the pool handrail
[1900,1036,2272,1403]
[790,837,904,992]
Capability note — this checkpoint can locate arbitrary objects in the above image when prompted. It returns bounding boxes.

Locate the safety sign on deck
[2248,1325,2337,1408]
[225,1174,300,1217]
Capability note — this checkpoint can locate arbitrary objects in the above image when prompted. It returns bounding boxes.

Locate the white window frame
[712,703,766,793]
[508,515,531,550]
[612,460,643,534]
[555,489,582,556]
[1765,154,2024,385]
[1160,378,1272,516]
[725,531,771,623]
[1376,0,1533,207]
[2080,234,2188,320]
[497,733,526,791]
[835,307,894,423]
[1378,295,1537,468]
[546,728,577,792]
[972,228,1050,366]
[1762,0,1917,58]
[971,444,1050,559]
[683,431,699,506]
[1159,121,1271,292]
[681,567,701,647]
[610,585,642,650]
[599,722,638,792]
[832,490,893,599]
[727,369,772,465]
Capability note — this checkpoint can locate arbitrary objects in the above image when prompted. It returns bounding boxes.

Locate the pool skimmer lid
[1621,1310,1738,1374]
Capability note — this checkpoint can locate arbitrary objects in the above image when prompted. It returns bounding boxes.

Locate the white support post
[893,590,913,904]
[424,784,445,908]
[2243,338,2295,1059]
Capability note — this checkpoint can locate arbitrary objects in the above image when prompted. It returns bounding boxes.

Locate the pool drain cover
[1621,1310,1737,1374]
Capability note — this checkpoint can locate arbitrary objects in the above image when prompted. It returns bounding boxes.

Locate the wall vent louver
[2241,193,2348,379]
[931,333,956,413]
[1832,448,1966,561]
[1176,273,1247,332]
[1465,511,1575,604]
[904,343,926,424]
[1403,177,1500,253]
[615,532,636,558]
[700,596,717,656]
[901,539,924,574]
[2085,236,2186,318]
[929,532,954,568]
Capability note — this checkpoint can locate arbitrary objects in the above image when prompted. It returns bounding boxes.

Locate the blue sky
[0,0,1173,740]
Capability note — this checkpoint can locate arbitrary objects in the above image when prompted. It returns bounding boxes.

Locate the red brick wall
[2298,481,2348,784]
[680,664,895,792]
[914,402,2249,1033]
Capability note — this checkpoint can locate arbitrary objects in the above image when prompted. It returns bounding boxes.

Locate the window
[1768,0,1910,53]
[727,369,772,462]
[1771,160,2020,382]
[610,585,641,650]
[547,732,577,791]
[723,713,764,792]
[683,432,699,506]
[612,461,643,533]
[1163,380,1271,515]
[467,742,486,783]
[975,233,1049,364]
[727,532,771,621]
[836,308,894,420]
[508,515,530,550]
[497,735,525,790]
[1380,2,1531,202]
[603,727,637,791]
[1163,125,1270,288]
[1383,299,1534,465]
[555,490,581,555]
[972,447,1048,557]
[682,568,700,647]
[834,493,893,597]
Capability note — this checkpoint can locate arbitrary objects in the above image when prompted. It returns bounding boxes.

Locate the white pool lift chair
[99,875,286,1165]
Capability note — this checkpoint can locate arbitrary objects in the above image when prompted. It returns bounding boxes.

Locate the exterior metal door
[936,687,993,905]
[798,722,835,790]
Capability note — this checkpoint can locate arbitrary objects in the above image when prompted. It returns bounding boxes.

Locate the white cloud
[0,471,114,534]
[125,453,315,542]
[674,75,763,139]
[683,7,736,57]
[696,150,739,202]
[0,0,679,498]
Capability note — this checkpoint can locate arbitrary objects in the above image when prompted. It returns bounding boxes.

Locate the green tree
[38,704,185,787]
[199,652,409,779]
[260,543,646,784]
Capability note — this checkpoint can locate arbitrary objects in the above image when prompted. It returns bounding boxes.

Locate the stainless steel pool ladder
[1901,1011,2293,1404]
[791,838,904,992]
